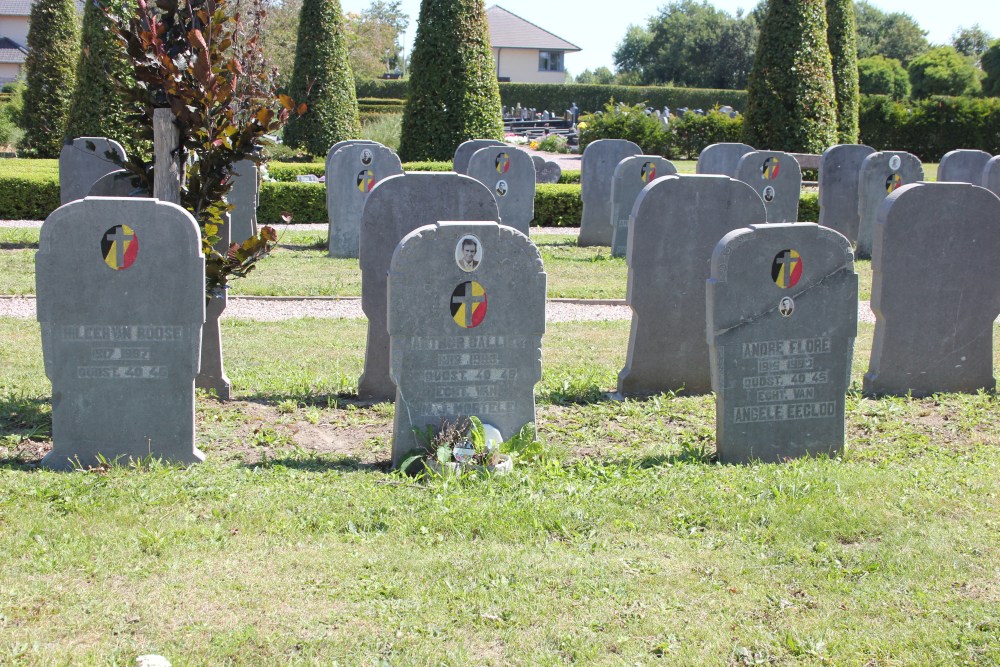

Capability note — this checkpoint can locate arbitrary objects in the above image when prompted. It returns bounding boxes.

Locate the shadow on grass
[244,453,390,474]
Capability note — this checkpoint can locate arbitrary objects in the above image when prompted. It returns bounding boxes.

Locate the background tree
[826,0,859,143]
[283,0,360,156]
[854,1,928,66]
[858,55,910,98]
[575,67,615,85]
[263,0,302,90]
[908,46,983,98]
[64,0,143,155]
[981,39,1000,97]
[951,24,992,62]
[612,25,652,78]
[345,0,409,79]
[398,0,502,161]
[18,0,78,157]
[743,0,837,152]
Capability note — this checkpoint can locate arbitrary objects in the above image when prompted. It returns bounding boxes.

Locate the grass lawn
[1,316,998,665]
[0,228,875,301]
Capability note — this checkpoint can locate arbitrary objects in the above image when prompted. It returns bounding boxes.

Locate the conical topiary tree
[64,0,144,156]
[826,0,859,143]
[19,0,78,157]
[398,0,503,162]
[282,0,360,156]
[743,0,837,153]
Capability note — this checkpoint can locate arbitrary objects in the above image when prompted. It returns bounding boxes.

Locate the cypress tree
[826,0,859,143]
[64,0,143,156]
[19,0,79,157]
[743,0,837,153]
[398,0,503,162]
[283,0,360,156]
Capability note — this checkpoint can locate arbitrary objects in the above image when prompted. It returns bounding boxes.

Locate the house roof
[0,36,27,64]
[0,0,84,16]
[486,5,581,52]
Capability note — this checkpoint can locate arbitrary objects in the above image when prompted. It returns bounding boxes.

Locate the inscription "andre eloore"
[742,337,831,358]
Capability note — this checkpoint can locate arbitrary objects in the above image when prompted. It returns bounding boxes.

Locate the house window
[538,51,564,72]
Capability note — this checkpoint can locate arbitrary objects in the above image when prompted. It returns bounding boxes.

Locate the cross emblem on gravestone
[450,281,487,328]
[771,249,802,288]
[101,224,138,270]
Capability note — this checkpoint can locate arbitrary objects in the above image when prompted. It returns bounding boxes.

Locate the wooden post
[153,108,181,205]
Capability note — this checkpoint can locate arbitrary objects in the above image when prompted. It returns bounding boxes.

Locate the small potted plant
[402,418,542,476]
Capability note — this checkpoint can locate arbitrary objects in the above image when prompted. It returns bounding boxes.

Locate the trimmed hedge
[859,95,1000,160]
[534,184,582,227]
[0,173,60,219]
[559,170,580,184]
[265,160,453,181]
[258,181,326,224]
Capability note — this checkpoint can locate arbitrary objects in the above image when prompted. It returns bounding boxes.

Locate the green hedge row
[266,160,453,182]
[859,95,1000,160]
[0,173,60,220]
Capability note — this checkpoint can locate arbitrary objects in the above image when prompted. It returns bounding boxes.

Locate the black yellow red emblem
[761,156,781,180]
[495,152,510,174]
[101,224,138,270]
[771,249,802,288]
[640,161,657,183]
[450,281,487,328]
[885,172,902,193]
[357,169,377,193]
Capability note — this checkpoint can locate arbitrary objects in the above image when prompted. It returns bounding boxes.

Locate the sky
[339,0,1000,75]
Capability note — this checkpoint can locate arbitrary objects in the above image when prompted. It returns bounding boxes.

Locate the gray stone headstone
[938,149,992,184]
[87,169,146,198]
[388,221,546,467]
[734,151,801,223]
[36,197,205,470]
[578,139,642,246]
[818,144,875,244]
[466,146,535,235]
[617,175,767,396]
[536,160,562,184]
[856,151,923,259]
[59,137,128,204]
[453,139,505,174]
[326,142,403,258]
[983,156,1000,197]
[196,213,231,400]
[708,223,858,464]
[228,160,259,246]
[864,182,1000,396]
[696,142,754,177]
[531,155,544,173]
[610,155,677,257]
[359,173,500,401]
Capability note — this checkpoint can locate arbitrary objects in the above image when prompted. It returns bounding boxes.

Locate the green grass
[1,316,998,664]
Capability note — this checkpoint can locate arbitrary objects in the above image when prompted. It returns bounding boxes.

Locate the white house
[486,5,580,84]
[0,0,31,84]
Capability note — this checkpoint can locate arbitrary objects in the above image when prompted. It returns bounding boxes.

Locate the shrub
[19,0,78,157]
[0,172,61,219]
[283,0,361,156]
[398,0,503,161]
[670,109,744,159]
[533,184,582,226]
[0,81,25,150]
[258,181,326,223]
[578,101,671,155]
[531,134,571,154]
[908,47,983,98]
[826,0,860,143]
[360,112,402,151]
[558,170,581,184]
[982,39,1000,97]
[744,0,837,152]
[858,56,910,98]
[798,192,819,222]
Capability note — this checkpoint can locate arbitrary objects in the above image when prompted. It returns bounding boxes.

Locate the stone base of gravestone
[196,292,231,399]
[708,223,858,464]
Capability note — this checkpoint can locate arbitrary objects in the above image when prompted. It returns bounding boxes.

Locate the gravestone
[87,169,146,197]
[359,173,500,401]
[326,142,403,258]
[36,197,205,470]
[856,151,923,259]
[453,139,505,174]
[696,142,754,177]
[532,155,562,184]
[864,182,1000,396]
[196,212,231,399]
[466,145,535,234]
[818,144,875,244]
[707,223,858,464]
[387,221,545,467]
[59,137,128,204]
[228,160,259,246]
[983,156,1000,196]
[609,155,677,257]
[578,139,641,246]
[734,151,801,223]
[617,175,766,396]
[937,149,992,184]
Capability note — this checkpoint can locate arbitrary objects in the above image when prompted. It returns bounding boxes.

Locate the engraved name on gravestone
[937,149,992,184]
[983,156,1000,197]
[696,142,754,177]
[734,151,802,223]
[37,198,205,470]
[856,151,923,259]
[327,142,403,258]
[466,145,535,235]
[708,223,858,464]
[228,160,259,246]
[453,139,505,175]
[818,144,875,244]
[617,175,766,396]
[359,173,500,401]
[578,139,641,246]
[388,222,545,467]
[59,137,128,204]
[610,155,677,258]
[864,182,1000,396]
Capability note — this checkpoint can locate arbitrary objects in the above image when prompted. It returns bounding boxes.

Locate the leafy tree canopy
[575,67,615,85]
[951,24,992,62]
[908,46,983,98]
[858,55,910,98]
[854,1,929,65]
[982,39,1000,97]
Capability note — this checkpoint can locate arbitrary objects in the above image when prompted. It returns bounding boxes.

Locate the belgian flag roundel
[450,281,487,328]
[761,156,781,180]
[101,224,138,270]
[495,152,510,174]
[357,169,377,193]
[771,249,802,288]
[885,172,902,193]
[640,161,657,183]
